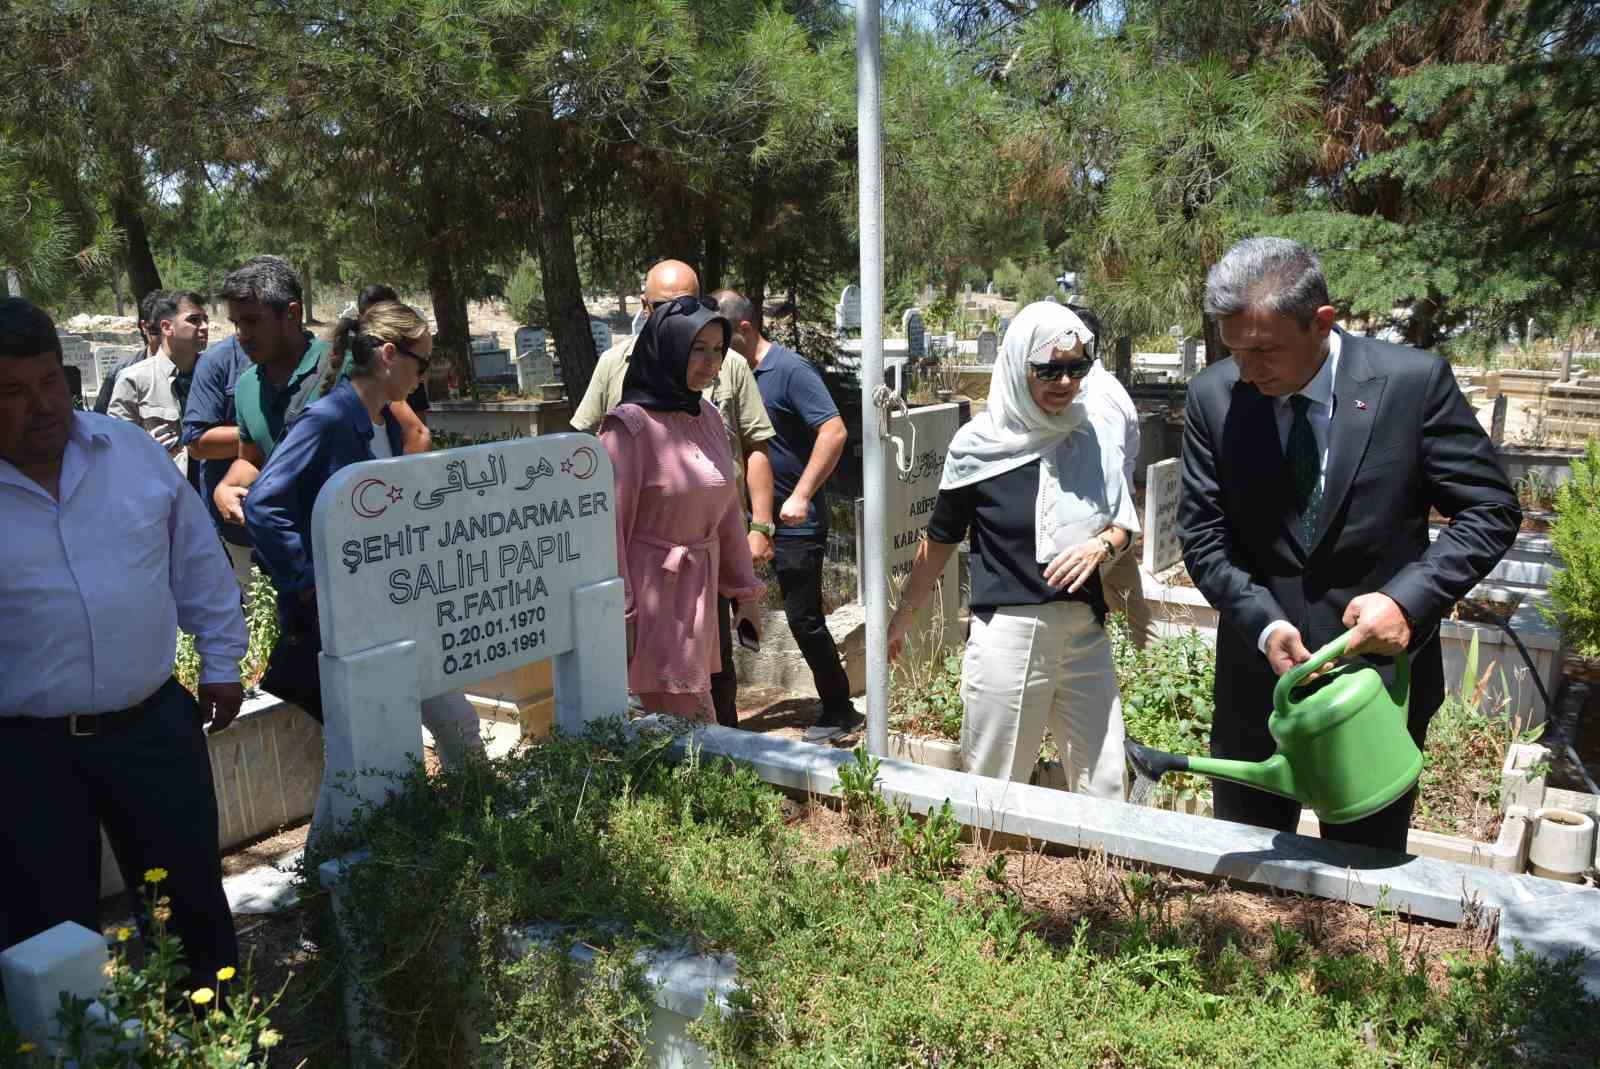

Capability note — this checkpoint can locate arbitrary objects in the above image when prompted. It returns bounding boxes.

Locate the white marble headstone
[630,308,647,336]
[514,326,545,360]
[835,284,862,333]
[1180,337,1200,379]
[312,437,620,692]
[1141,458,1182,574]
[588,318,613,353]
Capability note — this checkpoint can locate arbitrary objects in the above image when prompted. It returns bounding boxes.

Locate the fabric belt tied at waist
[633,531,718,580]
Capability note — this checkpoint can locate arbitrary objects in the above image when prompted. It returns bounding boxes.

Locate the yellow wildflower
[190,987,214,1005]
[215,966,236,982]
[143,867,168,884]
[116,927,133,942]
[258,1029,282,1049]
[17,1041,37,1053]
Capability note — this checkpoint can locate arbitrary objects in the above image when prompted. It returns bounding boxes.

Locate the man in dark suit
[1176,237,1520,852]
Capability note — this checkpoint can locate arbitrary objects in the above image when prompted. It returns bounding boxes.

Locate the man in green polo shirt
[209,257,335,526]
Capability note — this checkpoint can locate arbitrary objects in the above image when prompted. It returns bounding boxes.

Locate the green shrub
[1109,617,1216,804]
[1,873,282,1067]
[175,568,279,693]
[1545,439,1600,657]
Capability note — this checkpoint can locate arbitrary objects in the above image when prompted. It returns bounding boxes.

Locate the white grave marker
[1180,337,1200,379]
[856,403,961,658]
[588,318,613,353]
[1141,458,1183,573]
[976,329,998,364]
[514,326,545,360]
[630,308,647,336]
[835,284,862,333]
[1490,394,1508,446]
[311,435,626,823]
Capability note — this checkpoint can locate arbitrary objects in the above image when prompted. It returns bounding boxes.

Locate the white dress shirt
[1258,329,1341,655]
[1082,361,1141,489]
[0,413,248,718]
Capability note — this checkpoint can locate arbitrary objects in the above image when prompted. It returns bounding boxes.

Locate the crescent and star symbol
[561,445,599,480]
[351,478,404,519]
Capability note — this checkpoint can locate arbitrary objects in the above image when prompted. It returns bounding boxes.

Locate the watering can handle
[1273,627,1411,719]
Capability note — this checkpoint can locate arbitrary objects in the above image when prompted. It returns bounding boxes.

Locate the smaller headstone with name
[513,327,545,361]
[1141,458,1183,574]
[472,349,512,382]
[1490,394,1509,446]
[93,345,141,389]
[835,284,862,334]
[588,318,613,353]
[976,329,998,364]
[631,308,647,336]
[59,333,96,395]
[902,308,926,359]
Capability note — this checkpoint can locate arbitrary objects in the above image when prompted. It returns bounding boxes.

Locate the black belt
[0,679,173,737]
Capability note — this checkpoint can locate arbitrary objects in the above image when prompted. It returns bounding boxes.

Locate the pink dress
[600,401,765,720]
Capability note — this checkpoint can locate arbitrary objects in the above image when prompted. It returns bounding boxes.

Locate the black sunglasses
[646,295,718,315]
[1029,356,1094,382]
[392,341,431,373]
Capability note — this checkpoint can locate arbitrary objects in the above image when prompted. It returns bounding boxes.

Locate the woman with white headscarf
[888,302,1138,796]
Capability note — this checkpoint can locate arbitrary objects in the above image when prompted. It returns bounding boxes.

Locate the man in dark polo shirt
[716,290,859,742]
[180,333,256,588]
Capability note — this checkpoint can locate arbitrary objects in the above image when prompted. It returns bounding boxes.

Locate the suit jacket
[1176,329,1520,741]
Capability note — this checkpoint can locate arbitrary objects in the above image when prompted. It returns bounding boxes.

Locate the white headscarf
[941,301,1109,563]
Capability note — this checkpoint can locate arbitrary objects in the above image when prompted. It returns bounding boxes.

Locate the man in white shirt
[0,298,247,980]
[107,290,210,471]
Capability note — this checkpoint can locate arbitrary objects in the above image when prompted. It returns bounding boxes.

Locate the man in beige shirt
[107,290,209,472]
[571,259,775,727]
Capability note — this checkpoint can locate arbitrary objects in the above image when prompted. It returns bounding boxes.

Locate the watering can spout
[1184,753,1299,802]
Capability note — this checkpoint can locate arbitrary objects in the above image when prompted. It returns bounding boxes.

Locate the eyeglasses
[644,295,718,315]
[1028,356,1094,382]
[392,341,431,373]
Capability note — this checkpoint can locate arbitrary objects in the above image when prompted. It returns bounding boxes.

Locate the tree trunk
[527,113,596,399]
[615,278,629,320]
[112,270,126,317]
[744,175,776,336]
[301,260,316,324]
[703,207,724,293]
[108,149,161,301]
[422,158,473,395]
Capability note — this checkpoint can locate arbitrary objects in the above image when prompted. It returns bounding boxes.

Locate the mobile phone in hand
[737,616,760,653]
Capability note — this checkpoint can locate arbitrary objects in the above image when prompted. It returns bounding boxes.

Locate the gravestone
[855,403,962,660]
[1141,458,1183,574]
[1490,394,1508,446]
[985,281,995,295]
[631,308,647,336]
[902,308,926,359]
[472,349,512,382]
[470,333,500,353]
[59,334,95,396]
[884,355,907,398]
[310,435,626,825]
[1114,337,1133,383]
[513,327,545,361]
[976,329,998,364]
[588,318,613,353]
[1180,337,1200,379]
[997,317,1011,339]
[835,284,862,335]
[92,345,140,390]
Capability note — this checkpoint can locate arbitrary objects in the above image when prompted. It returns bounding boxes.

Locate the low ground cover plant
[300,725,1596,1067]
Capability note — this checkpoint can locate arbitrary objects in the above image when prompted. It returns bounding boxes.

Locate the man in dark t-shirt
[180,334,256,588]
[717,290,860,741]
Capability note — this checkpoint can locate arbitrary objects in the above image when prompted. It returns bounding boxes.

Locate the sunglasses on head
[646,295,718,315]
[1028,356,1094,382]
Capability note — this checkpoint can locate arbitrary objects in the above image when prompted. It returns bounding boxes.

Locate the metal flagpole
[857,0,889,757]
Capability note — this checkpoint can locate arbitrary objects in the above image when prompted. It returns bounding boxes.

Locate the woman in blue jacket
[244,301,483,843]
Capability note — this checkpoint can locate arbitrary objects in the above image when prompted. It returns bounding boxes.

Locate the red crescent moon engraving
[351,478,390,518]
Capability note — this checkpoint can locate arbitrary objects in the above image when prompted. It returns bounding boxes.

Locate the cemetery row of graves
[6,293,1600,1067]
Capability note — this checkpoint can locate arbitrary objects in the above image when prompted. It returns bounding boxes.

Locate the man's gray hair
[713,288,756,327]
[1203,237,1330,328]
[219,255,302,312]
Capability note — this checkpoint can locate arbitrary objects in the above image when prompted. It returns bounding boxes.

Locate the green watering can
[1124,629,1422,825]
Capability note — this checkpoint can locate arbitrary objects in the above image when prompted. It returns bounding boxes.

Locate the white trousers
[960,600,1126,799]
[307,692,484,854]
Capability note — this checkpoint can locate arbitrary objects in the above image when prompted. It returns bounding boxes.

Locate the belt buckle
[68,713,97,737]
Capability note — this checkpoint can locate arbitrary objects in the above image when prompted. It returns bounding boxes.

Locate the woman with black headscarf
[599,296,765,720]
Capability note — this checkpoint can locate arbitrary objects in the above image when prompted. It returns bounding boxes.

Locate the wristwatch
[748,521,775,537]
[1098,535,1117,560]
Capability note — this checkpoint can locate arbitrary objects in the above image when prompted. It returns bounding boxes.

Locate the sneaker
[803,705,864,743]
